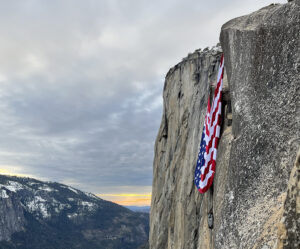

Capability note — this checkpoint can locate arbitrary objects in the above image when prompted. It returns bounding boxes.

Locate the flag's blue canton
[194,127,206,188]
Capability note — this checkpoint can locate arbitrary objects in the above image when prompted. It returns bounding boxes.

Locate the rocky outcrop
[0,191,25,241]
[150,1,299,249]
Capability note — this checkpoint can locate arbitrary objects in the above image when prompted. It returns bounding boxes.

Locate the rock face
[0,175,149,249]
[219,2,300,249]
[150,46,226,249]
[149,1,299,249]
[0,191,25,241]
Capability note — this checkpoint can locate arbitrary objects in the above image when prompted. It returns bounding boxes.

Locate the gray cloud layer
[0,0,286,194]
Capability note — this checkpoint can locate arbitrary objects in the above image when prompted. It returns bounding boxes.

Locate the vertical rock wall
[150,1,299,249]
[219,2,299,248]
[149,46,226,249]
[0,191,25,241]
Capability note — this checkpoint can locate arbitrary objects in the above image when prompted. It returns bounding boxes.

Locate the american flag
[195,54,224,193]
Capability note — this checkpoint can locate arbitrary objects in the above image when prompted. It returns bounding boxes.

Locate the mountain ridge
[125,206,150,213]
[0,174,149,249]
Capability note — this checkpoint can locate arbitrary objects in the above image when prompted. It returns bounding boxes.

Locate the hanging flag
[194,54,224,193]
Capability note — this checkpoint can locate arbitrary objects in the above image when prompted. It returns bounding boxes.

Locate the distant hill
[125,206,150,213]
[0,174,149,249]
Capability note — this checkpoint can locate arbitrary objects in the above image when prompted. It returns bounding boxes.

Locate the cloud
[0,0,287,195]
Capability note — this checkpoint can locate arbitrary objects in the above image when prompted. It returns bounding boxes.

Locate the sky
[0,0,287,206]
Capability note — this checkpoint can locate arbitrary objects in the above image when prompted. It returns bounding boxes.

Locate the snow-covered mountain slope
[0,174,149,249]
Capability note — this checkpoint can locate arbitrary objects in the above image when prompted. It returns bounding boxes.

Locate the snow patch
[0,189,9,198]
[27,181,38,186]
[81,201,97,211]
[39,204,50,218]
[26,196,50,218]
[46,198,72,213]
[0,181,24,192]
[38,185,53,192]
[85,192,99,199]
[54,203,71,213]
[67,187,79,194]
[67,213,78,219]
[61,185,79,194]
[58,203,71,210]
[52,200,71,213]
[35,196,46,202]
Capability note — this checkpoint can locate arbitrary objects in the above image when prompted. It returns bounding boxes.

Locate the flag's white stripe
[217,68,223,83]
[208,127,220,162]
[208,135,220,162]
[216,125,220,138]
[201,139,217,174]
[207,104,222,141]
[210,80,223,116]
[203,148,216,170]
[199,169,214,188]
[209,107,221,136]
[199,95,222,177]
[217,63,224,82]
[205,107,221,156]
[211,92,220,115]
[201,119,220,175]
[210,86,222,126]
[201,126,220,173]
[200,144,218,188]
[213,146,217,160]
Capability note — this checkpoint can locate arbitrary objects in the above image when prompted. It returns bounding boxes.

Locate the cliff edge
[150,1,299,249]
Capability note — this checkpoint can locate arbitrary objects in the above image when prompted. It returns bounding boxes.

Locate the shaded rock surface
[150,1,299,249]
[0,191,25,241]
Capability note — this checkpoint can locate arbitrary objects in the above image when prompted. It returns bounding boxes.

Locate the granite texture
[150,1,299,248]
[219,2,299,247]
[0,192,25,241]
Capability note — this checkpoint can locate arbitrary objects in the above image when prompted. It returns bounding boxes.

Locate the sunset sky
[97,193,152,206]
[0,0,286,206]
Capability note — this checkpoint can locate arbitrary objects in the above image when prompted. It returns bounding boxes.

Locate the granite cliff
[150,1,299,249]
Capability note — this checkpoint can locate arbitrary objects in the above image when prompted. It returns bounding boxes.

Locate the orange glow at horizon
[97,193,151,206]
